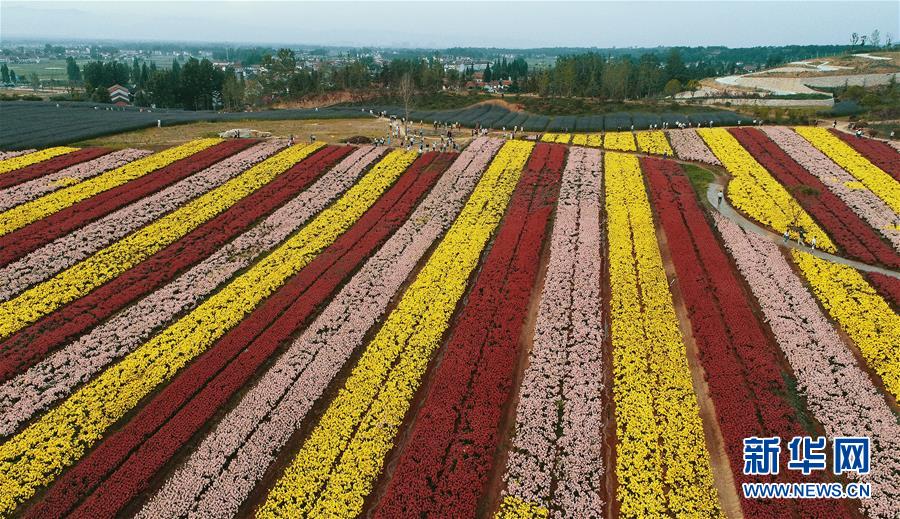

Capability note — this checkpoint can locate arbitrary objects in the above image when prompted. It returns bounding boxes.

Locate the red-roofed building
[108,84,130,106]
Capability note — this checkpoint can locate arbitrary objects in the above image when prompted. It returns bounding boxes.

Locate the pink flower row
[761,127,900,251]
[0,148,151,212]
[0,150,36,161]
[0,141,287,302]
[136,137,504,519]
[0,145,383,438]
[501,146,605,517]
[666,129,722,165]
[714,213,900,518]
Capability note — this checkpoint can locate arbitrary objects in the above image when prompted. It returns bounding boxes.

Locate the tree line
[44,41,894,110]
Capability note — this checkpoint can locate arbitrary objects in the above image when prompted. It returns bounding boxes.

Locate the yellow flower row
[791,250,900,401]
[605,152,721,518]
[0,149,417,516]
[794,126,900,214]
[0,138,222,236]
[635,130,674,155]
[0,142,324,341]
[698,128,836,252]
[256,141,534,519]
[603,131,637,151]
[496,496,550,518]
[0,146,79,175]
[571,133,588,146]
[540,132,571,144]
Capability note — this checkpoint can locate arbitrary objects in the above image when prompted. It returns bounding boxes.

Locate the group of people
[783,227,817,250]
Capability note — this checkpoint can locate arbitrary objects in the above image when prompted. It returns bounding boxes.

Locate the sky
[1,0,898,48]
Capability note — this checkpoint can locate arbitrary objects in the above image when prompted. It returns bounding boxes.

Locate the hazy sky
[2,0,898,48]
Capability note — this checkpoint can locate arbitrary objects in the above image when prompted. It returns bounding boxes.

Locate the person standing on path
[717,190,723,207]
[783,229,790,244]
[810,236,817,250]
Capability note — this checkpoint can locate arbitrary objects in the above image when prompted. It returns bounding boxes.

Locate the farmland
[0,123,898,519]
[0,100,745,150]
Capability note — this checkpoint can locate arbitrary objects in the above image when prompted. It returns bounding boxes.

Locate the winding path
[705,183,900,280]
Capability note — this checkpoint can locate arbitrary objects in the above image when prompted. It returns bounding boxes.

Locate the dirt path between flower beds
[654,218,745,519]
[705,183,900,279]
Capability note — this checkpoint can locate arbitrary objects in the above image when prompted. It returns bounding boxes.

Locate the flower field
[0,125,897,519]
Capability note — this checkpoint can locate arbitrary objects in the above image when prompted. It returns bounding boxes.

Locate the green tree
[260,48,297,97]
[222,70,245,111]
[483,63,492,83]
[663,78,682,97]
[29,72,40,92]
[665,48,686,83]
[1,64,8,84]
[66,57,81,82]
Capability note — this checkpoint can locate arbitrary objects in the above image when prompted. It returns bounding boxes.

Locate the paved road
[706,184,900,280]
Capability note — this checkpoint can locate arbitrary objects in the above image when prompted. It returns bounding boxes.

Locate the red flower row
[374,143,564,518]
[644,156,851,518]
[26,152,453,519]
[731,128,899,270]
[0,139,253,266]
[830,128,900,182]
[866,272,900,309]
[0,145,349,384]
[0,147,112,190]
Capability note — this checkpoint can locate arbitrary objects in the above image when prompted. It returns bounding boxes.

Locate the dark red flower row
[0,139,254,267]
[866,272,900,309]
[644,156,852,518]
[26,152,453,519]
[374,143,564,519]
[0,145,348,385]
[830,128,900,182]
[731,127,899,270]
[0,147,112,190]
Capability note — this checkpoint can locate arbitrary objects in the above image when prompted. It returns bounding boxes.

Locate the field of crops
[0,125,897,519]
[0,100,743,150]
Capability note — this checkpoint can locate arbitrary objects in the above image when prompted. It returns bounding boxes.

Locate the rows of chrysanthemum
[0,146,78,176]
[545,130,674,156]
[0,147,112,191]
[0,141,311,337]
[0,144,381,438]
[0,141,283,301]
[0,138,223,238]
[666,128,722,165]
[762,127,900,252]
[795,127,899,214]
[0,148,151,212]
[252,140,533,518]
[698,127,836,251]
[134,137,503,519]
[730,127,900,307]
[0,142,334,385]
[698,126,900,398]
[496,146,605,519]
[645,157,851,518]
[605,152,721,518]
[21,150,452,519]
[733,127,898,268]
[0,147,418,516]
[0,149,35,161]
[831,129,900,182]
[376,142,566,519]
[0,139,251,266]
[715,214,900,519]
